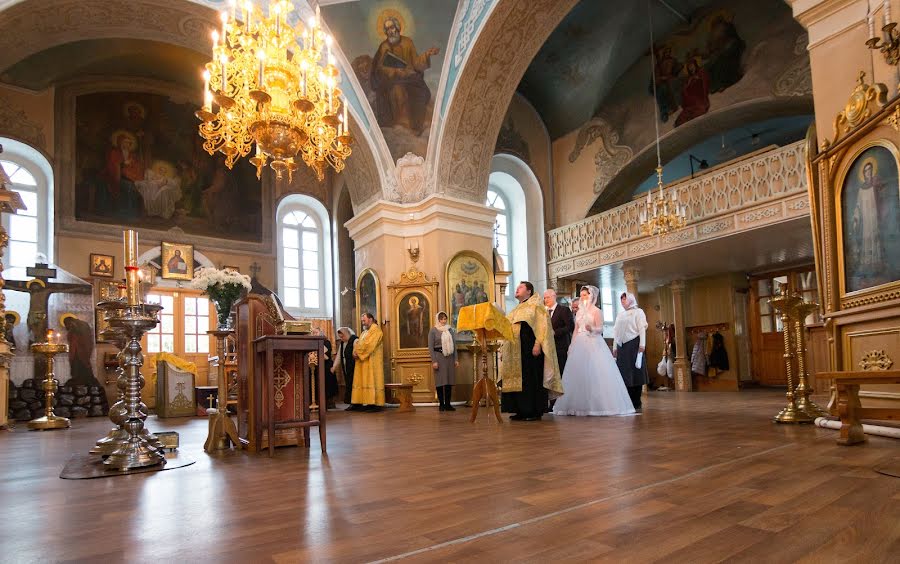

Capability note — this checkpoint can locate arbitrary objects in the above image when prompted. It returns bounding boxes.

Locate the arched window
[276,195,333,317]
[486,188,510,284]
[0,139,53,268]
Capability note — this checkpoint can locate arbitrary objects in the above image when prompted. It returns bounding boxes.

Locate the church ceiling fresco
[321,0,457,162]
[519,0,715,139]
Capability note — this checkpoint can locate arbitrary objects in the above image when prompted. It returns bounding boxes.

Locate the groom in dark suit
[544,289,574,411]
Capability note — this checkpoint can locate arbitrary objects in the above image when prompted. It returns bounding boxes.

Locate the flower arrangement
[189,267,252,329]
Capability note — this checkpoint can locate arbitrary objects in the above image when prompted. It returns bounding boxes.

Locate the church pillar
[623,266,640,298]
[670,279,691,392]
[346,196,497,402]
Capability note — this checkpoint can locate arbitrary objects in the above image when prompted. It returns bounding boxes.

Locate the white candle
[870,14,876,39]
[212,30,219,50]
[885,0,892,26]
[230,0,236,20]
[220,11,228,38]
[671,189,676,202]
[257,50,265,87]
[220,54,228,91]
[202,69,212,110]
[342,96,348,130]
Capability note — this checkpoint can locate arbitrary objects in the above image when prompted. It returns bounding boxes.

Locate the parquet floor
[1,390,898,563]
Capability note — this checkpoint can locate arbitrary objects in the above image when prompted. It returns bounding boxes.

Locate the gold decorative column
[670,279,691,391]
[791,292,828,419]
[769,284,813,424]
[204,328,241,452]
[0,156,26,429]
[623,266,640,298]
[28,334,70,430]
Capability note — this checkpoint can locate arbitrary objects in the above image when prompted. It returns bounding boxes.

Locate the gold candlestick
[29,335,70,431]
[769,285,813,424]
[204,329,241,452]
[791,293,828,419]
[123,230,141,306]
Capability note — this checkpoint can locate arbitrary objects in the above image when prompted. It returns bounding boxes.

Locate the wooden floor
[1,390,898,563]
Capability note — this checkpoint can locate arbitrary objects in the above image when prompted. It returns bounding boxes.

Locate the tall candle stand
[28,335,70,430]
[769,285,813,424]
[791,292,828,419]
[204,328,241,452]
[100,229,166,470]
[90,321,130,454]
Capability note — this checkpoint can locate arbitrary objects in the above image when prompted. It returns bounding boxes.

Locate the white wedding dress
[552,293,636,417]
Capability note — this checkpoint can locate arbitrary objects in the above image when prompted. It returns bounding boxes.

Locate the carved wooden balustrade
[548,141,810,279]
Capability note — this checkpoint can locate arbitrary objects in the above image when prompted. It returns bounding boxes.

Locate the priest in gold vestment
[352,312,385,409]
[500,282,563,421]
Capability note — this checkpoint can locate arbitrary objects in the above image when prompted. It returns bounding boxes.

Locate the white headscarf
[613,292,648,347]
[434,311,454,356]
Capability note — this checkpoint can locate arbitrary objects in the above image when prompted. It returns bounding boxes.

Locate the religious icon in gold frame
[89,253,114,278]
[161,242,194,280]
[356,268,380,334]
[445,250,494,340]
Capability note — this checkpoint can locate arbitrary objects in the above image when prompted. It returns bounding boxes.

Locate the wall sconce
[867,1,900,65]
[689,154,709,178]
[407,241,420,264]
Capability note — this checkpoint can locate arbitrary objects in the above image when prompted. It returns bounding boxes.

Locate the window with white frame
[280,207,323,312]
[600,286,616,332]
[1,159,44,268]
[486,189,510,293]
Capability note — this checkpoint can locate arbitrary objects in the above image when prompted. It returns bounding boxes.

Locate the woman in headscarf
[333,327,359,411]
[552,286,635,417]
[429,311,459,411]
[613,292,649,410]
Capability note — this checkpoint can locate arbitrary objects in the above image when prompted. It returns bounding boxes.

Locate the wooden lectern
[235,294,331,452]
[456,302,513,423]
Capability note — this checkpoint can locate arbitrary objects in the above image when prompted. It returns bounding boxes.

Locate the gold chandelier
[639,166,685,236]
[639,7,685,237]
[196,1,352,182]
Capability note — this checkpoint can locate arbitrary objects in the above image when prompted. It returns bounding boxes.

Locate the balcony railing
[548,141,810,277]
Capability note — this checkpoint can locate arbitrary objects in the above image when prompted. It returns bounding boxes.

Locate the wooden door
[141,289,214,407]
[748,268,822,386]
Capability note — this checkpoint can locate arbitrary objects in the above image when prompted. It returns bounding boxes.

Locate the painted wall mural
[73,91,262,241]
[651,8,745,127]
[322,0,457,161]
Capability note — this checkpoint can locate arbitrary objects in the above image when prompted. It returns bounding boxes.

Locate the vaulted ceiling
[518,0,717,140]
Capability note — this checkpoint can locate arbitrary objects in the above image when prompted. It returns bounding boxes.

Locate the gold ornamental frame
[388,266,440,402]
[355,268,380,335]
[833,138,900,300]
[444,250,495,341]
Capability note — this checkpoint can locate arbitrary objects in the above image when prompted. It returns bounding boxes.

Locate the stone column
[670,279,691,392]
[623,266,640,298]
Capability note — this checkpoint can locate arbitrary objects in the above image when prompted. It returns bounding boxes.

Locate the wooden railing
[547,141,810,278]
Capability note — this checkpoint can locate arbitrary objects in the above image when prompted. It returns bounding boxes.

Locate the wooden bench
[384,383,415,413]
[815,370,900,445]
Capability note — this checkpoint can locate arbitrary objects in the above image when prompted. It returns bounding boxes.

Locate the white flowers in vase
[189,267,252,329]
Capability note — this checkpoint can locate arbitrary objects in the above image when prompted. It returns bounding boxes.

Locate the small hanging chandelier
[639,1,686,236]
[196,1,352,182]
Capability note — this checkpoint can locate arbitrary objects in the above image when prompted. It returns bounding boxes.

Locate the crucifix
[6,263,92,346]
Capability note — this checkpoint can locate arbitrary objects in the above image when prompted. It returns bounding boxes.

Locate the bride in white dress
[552,285,636,417]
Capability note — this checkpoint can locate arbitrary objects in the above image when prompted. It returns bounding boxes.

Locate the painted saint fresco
[651,9,745,126]
[73,92,262,241]
[841,146,900,293]
[322,0,456,160]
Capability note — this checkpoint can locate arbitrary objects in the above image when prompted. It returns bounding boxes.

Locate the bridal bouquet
[189,267,252,329]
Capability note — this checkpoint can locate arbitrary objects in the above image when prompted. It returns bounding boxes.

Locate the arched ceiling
[518,0,716,140]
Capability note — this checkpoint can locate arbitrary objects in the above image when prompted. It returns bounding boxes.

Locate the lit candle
[230,0,236,21]
[220,53,228,91]
[46,329,53,344]
[202,69,212,111]
[220,11,228,39]
[212,30,219,51]
[870,14,876,39]
[274,2,281,36]
[257,49,266,87]
[244,1,251,27]
[124,230,140,306]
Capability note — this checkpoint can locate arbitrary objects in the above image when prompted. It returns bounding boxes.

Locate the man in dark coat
[543,289,574,412]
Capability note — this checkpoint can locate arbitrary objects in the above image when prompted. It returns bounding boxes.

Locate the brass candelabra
[867,10,900,66]
[769,284,815,424]
[792,297,828,419]
[28,335,70,430]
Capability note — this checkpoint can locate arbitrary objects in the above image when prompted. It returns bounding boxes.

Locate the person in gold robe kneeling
[352,312,385,412]
[500,281,564,421]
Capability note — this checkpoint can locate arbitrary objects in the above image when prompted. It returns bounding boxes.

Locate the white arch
[490,153,547,290]
[0,137,54,263]
[275,193,334,318]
